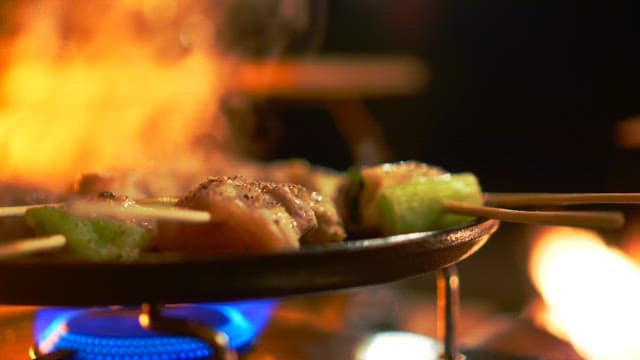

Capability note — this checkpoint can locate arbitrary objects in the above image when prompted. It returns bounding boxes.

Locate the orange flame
[529,227,640,360]
[0,0,230,192]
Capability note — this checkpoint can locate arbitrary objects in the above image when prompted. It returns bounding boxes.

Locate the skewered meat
[19,158,485,260]
[264,180,346,245]
[154,176,346,255]
[24,170,347,259]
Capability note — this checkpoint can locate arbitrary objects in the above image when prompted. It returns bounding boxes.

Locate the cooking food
[24,193,153,261]
[9,160,491,260]
[154,175,346,255]
[377,173,483,234]
[25,206,150,260]
[3,155,633,265]
[339,161,452,234]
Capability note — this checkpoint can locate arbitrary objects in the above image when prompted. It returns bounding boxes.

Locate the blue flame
[34,300,277,360]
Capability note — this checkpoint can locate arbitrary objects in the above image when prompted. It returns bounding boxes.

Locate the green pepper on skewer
[24,206,151,261]
[377,173,483,235]
[340,161,483,236]
[346,162,625,234]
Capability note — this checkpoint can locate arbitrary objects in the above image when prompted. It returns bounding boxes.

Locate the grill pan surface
[0,219,499,306]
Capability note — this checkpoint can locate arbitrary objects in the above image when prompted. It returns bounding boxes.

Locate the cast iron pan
[0,219,499,306]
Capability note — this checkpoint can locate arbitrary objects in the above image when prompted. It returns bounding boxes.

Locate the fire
[529,226,640,360]
[0,0,231,192]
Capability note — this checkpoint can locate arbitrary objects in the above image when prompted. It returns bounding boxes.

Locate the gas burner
[31,301,276,360]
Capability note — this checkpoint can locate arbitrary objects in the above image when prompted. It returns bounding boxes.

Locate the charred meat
[154,176,346,255]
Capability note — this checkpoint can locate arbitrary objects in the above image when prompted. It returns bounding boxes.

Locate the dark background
[273,1,640,195]
[267,1,640,310]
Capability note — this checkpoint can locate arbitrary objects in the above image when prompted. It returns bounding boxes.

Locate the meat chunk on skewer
[263,181,346,245]
[154,176,346,255]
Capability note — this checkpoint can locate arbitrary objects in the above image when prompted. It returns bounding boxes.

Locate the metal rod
[138,302,238,360]
[437,266,462,360]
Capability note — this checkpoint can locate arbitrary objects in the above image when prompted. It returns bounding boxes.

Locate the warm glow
[355,331,441,360]
[0,0,229,192]
[529,226,640,360]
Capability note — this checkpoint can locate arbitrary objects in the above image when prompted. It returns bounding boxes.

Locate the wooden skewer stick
[0,203,63,217]
[0,197,182,217]
[484,192,640,207]
[0,234,66,259]
[135,197,179,206]
[0,194,630,230]
[68,202,211,223]
[443,200,625,230]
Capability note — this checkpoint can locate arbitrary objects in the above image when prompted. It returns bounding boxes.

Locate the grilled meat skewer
[154,176,346,255]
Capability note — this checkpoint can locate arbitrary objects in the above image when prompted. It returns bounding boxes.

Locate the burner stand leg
[139,302,238,360]
[437,265,463,360]
[29,349,75,360]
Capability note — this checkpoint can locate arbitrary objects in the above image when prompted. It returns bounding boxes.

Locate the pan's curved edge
[0,219,500,306]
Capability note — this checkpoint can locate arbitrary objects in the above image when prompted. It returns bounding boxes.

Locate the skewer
[135,197,179,206]
[443,201,625,230]
[484,193,640,207]
[142,193,640,213]
[0,234,66,259]
[68,202,211,223]
[0,197,182,217]
[0,203,62,217]
[0,194,631,229]
[0,200,209,223]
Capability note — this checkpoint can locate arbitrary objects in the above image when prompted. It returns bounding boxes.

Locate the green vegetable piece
[377,173,483,235]
[24,206,150,261]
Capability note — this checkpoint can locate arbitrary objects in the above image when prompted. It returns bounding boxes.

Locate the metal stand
[30,349,74,360]
[437,265,463,360]
[139,303,238,360]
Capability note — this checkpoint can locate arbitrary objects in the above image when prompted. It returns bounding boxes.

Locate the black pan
[0,219,499,306]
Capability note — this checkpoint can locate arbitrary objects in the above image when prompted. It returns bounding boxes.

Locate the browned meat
[260,180,346,245]
[154,176,345,255]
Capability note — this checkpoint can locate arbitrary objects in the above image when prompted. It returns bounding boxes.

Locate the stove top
[0,280,581,360]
